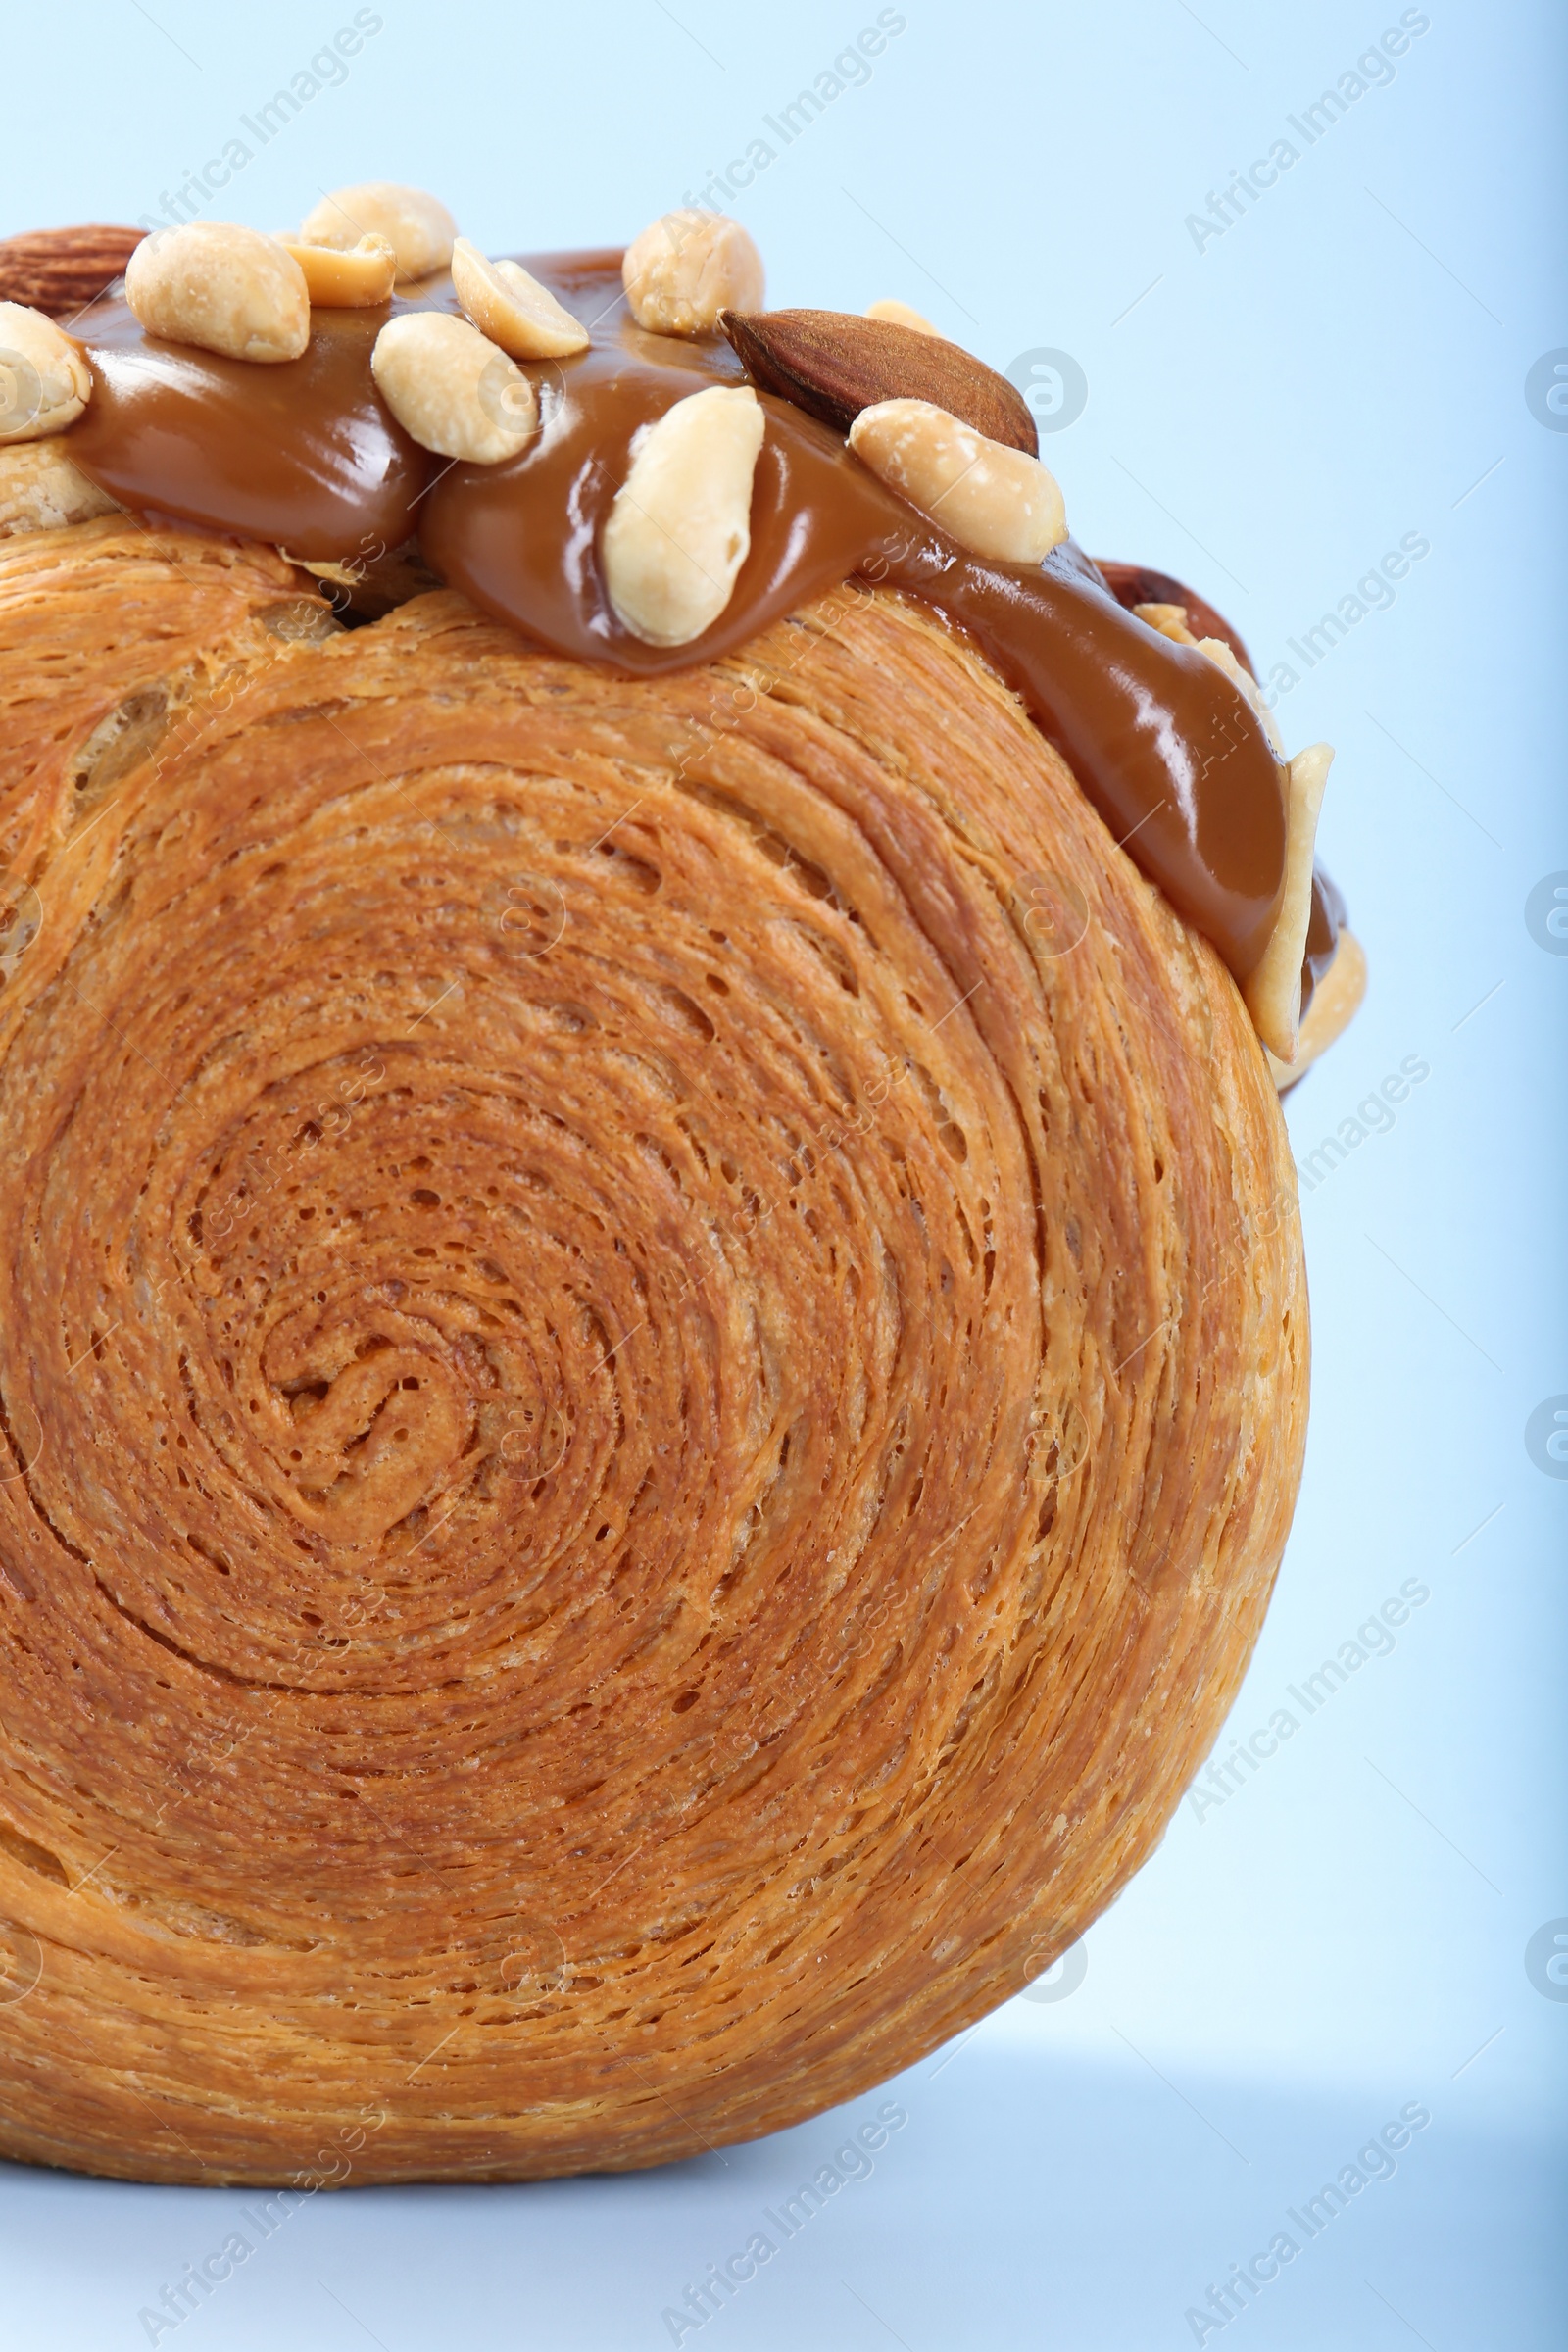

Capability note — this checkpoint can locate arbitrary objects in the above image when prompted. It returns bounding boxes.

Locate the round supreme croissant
[0,196,1360,2187]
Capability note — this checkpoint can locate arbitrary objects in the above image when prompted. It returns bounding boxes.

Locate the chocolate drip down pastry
[0,193,1355,2185]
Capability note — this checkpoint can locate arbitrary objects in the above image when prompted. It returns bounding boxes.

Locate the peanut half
[450,239,589,359]
[601,384,764,646]
[848,398,1067,563]
[370,312,537,465]
[1133,598,1198,645]
[1268,927,1367,1090]
[281,234,397,308]
[864,297,938,335]
[1243,742,1334,1064]
[125,224,309,363]
[0,303,91,440]
[622,210,764,337]
[300,183,456,282]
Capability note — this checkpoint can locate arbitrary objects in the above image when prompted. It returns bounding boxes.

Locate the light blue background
[3,2,1563,2344]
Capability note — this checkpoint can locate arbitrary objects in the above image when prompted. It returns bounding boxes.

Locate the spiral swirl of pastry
[0,519,1305,2184]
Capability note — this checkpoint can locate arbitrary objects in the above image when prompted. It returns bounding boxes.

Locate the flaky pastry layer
[0,521,1306,2182]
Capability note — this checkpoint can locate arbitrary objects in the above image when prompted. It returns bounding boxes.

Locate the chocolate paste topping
[67,249,1322,986]
[68,299,428,561]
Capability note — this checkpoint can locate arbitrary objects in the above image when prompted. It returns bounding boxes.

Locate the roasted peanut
[601,384,763,646]
[124,224,309,363]
[281,234,397,308]
[864,297,937,335]
[450,239,589,359]
[1133,599,1198,645]
[299,183,456,282]
[370,312,537,465]
[621,210,764,337]
[0,303,91,440]
[1244,743,1334,1063]
[1267,928,1366,1089]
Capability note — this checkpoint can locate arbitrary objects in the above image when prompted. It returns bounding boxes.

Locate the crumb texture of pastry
[0,520,1306,2185]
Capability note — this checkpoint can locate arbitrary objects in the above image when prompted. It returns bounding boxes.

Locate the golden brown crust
[0,523,1306,2184]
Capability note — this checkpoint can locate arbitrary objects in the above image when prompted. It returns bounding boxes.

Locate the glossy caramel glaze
[68,297,431,562]
[67,249,1305,981]
[1093,561,1342,1015]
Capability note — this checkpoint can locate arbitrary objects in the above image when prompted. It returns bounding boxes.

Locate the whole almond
[720,308,1038,456]
[0,225,145,319]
